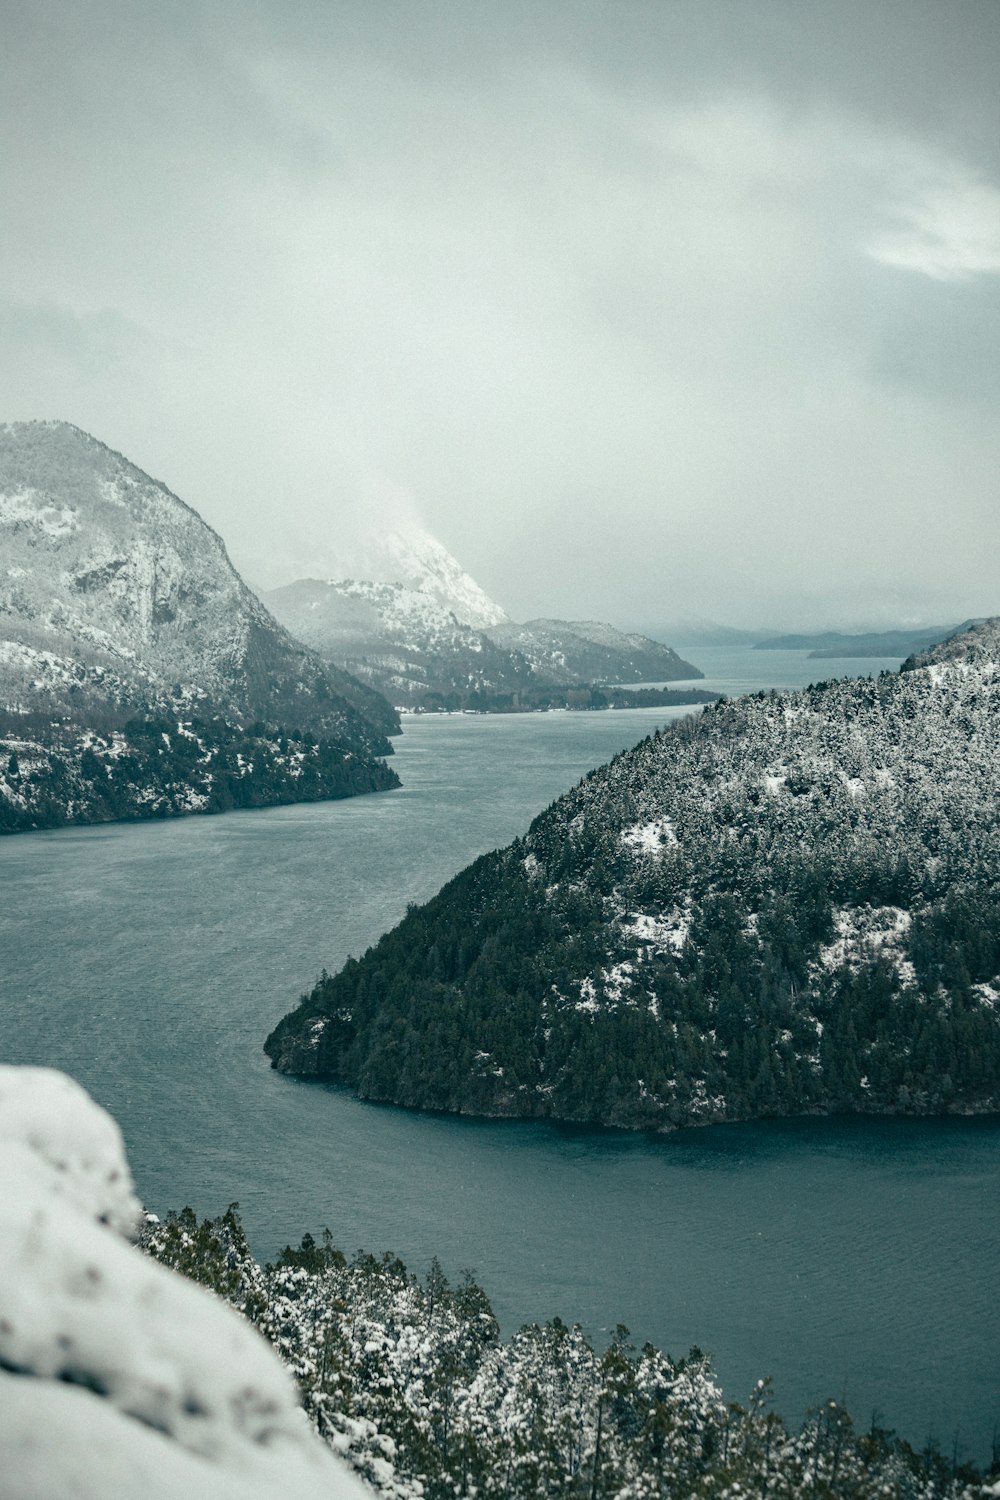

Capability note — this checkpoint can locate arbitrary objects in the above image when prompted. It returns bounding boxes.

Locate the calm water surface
[2,651,997,1460]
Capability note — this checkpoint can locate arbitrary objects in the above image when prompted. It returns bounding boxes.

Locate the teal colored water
[1,657,997,1461]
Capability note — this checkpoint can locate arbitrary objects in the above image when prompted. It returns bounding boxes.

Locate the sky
[1,0,998,632]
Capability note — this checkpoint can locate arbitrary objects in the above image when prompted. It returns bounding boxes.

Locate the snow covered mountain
[0,1066,367,1500]
[266,574,701,711]
[0,421,396,747]
[264,576,540,708]
[0,423,402,832]
[485,618,700,686]
[267,619,1000,1129]
[308,525,509,631]
[268,577,490,658]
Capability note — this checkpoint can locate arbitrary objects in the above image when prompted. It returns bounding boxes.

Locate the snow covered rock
[305,525,509,631]
[0,420,396,749]
[266,572,701,710]
[486,617,701,685]
[0,1066,369,1500]
[265,575,535,708]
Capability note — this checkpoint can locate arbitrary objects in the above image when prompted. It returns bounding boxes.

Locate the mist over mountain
[636,617,773,649]
[313,525,511,631]
[267,619,1000,1129]
[0,422,400,831]
[754,624,977,659]
[266,532,702,712]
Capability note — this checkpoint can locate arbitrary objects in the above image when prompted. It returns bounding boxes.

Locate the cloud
[0,3,998,630]
[868,171,1000,281]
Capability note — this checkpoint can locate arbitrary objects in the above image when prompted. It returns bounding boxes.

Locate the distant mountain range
[0,422,399,832]
[638,617,772,648]
[754,624,976,658]
[265,541,703,712]
[267,618,1000,1129]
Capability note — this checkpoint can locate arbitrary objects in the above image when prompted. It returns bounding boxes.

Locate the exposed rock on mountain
[0,422,400,830]
[0,421,397,743]
[0,1066,368,1500]
[267,621,1000,1129]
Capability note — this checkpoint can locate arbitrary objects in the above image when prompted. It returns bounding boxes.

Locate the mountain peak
[317,525,509,630]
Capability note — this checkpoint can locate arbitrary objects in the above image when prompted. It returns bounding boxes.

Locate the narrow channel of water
[2,657,997,1461]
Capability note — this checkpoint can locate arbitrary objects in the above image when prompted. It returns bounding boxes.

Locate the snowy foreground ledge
[0,1066,369,1500]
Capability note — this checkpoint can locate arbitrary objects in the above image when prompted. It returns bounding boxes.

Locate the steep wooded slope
[267,623,1000,1128]
[144,1202,983,1500]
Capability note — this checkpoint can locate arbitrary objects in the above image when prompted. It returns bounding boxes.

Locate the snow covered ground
[0,1066,369,1500]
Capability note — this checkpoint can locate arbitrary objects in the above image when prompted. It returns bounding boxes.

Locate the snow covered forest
[144,1202,996,1500]
[0,711,398,833]
[267,622,1000,1128]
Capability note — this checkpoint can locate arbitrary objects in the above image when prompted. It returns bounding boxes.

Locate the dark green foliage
[0,713,399,834]
[140,1203,269,1324]
[266,657,1000,1129]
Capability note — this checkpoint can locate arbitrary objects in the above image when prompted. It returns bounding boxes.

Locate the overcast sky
[2,1,998,630]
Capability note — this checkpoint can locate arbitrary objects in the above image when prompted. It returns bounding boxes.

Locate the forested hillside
[266,623,1000,1129]
[0,713,397,833]
[145,1203,989,1500]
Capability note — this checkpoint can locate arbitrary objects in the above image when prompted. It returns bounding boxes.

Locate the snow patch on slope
[621,906,691,954]
[621,817,678,855]
[0,489,79,537]
[816,906,916,985]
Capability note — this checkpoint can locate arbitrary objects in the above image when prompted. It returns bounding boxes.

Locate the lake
[1,648,997,1462]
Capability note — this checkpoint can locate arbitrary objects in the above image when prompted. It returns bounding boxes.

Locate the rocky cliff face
[0,421,397,747]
